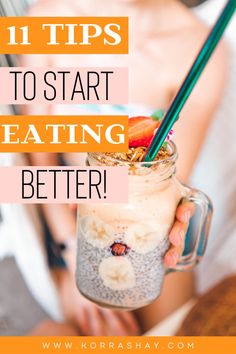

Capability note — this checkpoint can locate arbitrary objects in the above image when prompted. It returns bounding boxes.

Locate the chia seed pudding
[76,223,170,309]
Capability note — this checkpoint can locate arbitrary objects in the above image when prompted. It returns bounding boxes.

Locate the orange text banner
[0,337,236,354]
[0,17,128,54]
[0,115,128,152]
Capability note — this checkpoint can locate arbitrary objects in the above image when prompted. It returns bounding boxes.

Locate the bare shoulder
[167,18,229,180]
[172,20,229,110]
[27,0,80,17]
[183,20,228,75]
[24,0,83,66]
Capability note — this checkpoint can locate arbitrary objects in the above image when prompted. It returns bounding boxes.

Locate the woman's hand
[57,269,140,336]
[164,201,195,268]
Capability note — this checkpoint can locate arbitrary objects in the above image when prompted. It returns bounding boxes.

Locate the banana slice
[99,257,136,290]
[124,223,169,254]
[80,216,115,248]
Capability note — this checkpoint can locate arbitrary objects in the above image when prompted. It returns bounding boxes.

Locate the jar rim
[89,141,178,166]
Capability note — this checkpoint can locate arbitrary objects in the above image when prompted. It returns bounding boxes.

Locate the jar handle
[168,186,213,272]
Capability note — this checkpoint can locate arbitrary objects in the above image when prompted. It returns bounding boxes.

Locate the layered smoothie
[76,116,184,309]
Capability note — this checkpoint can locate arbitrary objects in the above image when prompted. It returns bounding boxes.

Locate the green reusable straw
[144,0,236,162]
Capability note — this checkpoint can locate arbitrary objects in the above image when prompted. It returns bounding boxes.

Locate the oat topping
[105,146,170,163]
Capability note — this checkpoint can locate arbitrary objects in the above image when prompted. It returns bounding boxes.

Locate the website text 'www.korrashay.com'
[41,338,195,351]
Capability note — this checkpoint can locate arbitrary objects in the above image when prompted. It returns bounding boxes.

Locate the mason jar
[76,141,212,310]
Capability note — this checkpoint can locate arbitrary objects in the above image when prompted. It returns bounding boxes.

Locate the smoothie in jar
[76,141,183,310]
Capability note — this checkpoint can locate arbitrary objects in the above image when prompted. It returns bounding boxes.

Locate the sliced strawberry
[128,116,161,148]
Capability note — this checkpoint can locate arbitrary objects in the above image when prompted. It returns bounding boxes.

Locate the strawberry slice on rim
[128,114,162,148]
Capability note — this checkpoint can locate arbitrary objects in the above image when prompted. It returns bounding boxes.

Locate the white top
[0,153,63,321]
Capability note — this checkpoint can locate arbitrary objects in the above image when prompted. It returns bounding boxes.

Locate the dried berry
[111,242,129,256]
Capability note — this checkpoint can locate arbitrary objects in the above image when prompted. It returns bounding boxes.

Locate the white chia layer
[76,230,169,310]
